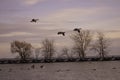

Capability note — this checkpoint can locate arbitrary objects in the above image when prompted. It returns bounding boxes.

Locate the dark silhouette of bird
[56,69,62,72]
[73,28,82,33]
[30,19,39,22]
[112,67,116,69]
[57,32,65,36]
[31,64,35,69]
[92,69,96,71]
[40,65,44,69]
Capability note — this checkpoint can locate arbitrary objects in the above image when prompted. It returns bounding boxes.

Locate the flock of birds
[30,18,82,36]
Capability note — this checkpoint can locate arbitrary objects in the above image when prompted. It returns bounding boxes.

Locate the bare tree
[41,39,55,59]
[61,47,70,59]
[71,30,92,59]
[11,40,32,60]
[35,48,41,60]
[91,32,110,59]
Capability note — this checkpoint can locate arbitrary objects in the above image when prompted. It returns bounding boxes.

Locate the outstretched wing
[57,32,65,36]
[30,19,39,22]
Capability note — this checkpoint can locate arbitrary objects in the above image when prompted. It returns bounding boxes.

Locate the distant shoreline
[0,56,120,64]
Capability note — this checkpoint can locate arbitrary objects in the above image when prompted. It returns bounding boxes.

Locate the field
[0,61,120,80]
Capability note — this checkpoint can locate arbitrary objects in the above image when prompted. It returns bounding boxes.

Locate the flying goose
[30,19,39,22]
[57,32,65,36]
[73,28,82,33]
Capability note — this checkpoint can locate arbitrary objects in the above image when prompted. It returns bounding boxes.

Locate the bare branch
[91,32,110,58]
[11,40,32,60]
[41,38,55,59]
[71,29,92,59]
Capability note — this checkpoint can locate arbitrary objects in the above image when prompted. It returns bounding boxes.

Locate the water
[0,61,120,80]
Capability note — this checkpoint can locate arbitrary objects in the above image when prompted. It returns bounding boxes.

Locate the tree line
[11,29,110,61]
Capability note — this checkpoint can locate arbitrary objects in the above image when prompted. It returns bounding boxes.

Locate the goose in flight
[30,19,39,22]
[73,28,82,33]
[57,32,65,36]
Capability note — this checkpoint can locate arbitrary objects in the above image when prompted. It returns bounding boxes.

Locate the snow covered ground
[0,61,120,80]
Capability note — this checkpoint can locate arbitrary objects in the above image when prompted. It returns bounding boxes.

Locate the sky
[0,0,120,58]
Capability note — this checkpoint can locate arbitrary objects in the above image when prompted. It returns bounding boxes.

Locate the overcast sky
[0,0,120,58]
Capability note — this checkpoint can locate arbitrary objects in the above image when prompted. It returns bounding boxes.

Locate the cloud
[0,32,35,37]
[43,8,96,22]
[21,0,73,6]
[105,31,120,39]
[23,0,45,5]
[41,6,120,30]
[40,8,98,29]
[0,0,120,58]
